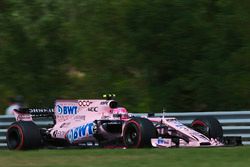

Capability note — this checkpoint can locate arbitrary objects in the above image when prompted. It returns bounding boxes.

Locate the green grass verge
[0,147,249,167]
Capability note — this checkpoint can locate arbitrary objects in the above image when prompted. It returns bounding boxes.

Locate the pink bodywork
[148,117,223,147]
[13,110,33,122]
[51,99,125,144]
[13,99,223,148]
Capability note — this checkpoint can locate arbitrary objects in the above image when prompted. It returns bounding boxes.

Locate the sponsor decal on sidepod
[67,123,94,143]
[78,100,93,107]
[57,105,78,115]
[88,107,98,112]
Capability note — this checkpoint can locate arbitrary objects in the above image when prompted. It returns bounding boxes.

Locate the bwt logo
[157,138,169,145]
[57,105,78,114]
[67,123,94,143]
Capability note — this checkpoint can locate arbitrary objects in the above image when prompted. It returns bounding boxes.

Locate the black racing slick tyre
[123,117,157,148]
[191,116,223,140]
[7,121,42,150]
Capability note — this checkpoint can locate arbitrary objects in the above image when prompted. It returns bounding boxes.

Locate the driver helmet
[112,107,129,119]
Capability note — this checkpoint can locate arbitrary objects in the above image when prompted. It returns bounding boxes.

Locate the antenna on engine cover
[162,107,166,119]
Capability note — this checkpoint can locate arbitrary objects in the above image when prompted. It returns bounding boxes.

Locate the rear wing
[13,108,55,123]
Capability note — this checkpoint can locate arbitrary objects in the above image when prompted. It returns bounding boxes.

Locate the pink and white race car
[6,95,240,150]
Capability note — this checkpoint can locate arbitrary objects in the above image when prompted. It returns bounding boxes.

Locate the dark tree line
[1,0,250,113]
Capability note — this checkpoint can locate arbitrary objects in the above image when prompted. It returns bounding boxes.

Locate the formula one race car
[6,95,240,150]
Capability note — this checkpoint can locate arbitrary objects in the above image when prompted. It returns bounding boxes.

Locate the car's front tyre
[123,118,157,148]
[191,116,223,141]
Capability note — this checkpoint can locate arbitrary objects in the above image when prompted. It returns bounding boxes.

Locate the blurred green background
[1,0,250,113]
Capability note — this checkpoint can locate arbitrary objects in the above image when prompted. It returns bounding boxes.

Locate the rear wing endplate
[13,108,55,122]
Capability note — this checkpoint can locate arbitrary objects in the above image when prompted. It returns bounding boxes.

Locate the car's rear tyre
[191,116,223,140]
[123,118,157,148]
[7,121,42,150]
